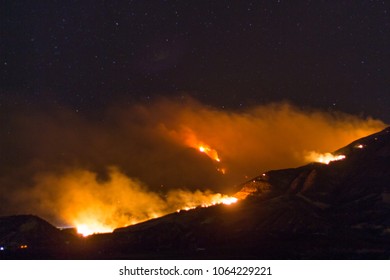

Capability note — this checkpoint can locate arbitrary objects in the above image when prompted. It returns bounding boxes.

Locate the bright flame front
[177,194,238,212]
[220,196,238,205]
[76,193,238,236]
[305,151,346,164]
[66,170,239,237]
[76,223,114,237]
[198,144,221,162]
[180,130,222,163]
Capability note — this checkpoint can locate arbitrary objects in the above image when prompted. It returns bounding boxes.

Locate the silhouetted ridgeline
[1,127,390,259]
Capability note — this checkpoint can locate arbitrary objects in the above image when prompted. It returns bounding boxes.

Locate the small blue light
[0,246,4,251]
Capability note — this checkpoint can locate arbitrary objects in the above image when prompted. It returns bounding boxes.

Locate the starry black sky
[1,1,389,121]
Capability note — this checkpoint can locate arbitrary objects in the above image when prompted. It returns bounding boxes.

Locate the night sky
[1,1,390,227]
[1,1,389,121]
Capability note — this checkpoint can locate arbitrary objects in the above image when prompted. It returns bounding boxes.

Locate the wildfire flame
[76,193,238,236]
[174,129,227,175]
[76,223,113,237]
[64,169,239,237]
[220,196,238,205]
[176,194,238,212]
[305,151,346,165]
[197,145,227,174]
[179,129,222,163]
[198,144,221,162]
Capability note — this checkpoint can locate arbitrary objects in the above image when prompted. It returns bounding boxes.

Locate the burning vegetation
[198,145,221,163]
[74,190,238,237]
[75,192,238,237]
[196,144,226,174]
[1,98,386,235]
[24,167,238,237]
[305,151,346,164]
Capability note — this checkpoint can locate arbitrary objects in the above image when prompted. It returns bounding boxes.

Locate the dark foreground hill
[1,127,390,259]
[0,215,80,259]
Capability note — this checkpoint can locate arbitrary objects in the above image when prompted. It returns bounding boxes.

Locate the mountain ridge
[1,127,390,259]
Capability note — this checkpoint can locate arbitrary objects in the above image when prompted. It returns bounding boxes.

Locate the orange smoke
[3,97,386,229]
[155,98,385,185]
[26,167,237,236]
[178,127,222,162]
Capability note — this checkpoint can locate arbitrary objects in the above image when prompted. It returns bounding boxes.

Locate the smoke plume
[0,96,386,228]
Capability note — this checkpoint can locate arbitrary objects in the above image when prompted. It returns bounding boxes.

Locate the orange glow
[50,168,240,237]
[217,167,226,174]
[15,99,385,238]
[197,144,221,162]
[157,99,384,183]
[305,151,346,164]
[178,128,222,163]
[220,196,238,205]
[76,192,238,236]
[76,223,115,237]
[177,194,238,212]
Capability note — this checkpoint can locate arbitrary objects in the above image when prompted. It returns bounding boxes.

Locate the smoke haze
[0,97,386,227]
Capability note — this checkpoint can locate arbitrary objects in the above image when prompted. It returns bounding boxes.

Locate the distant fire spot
[305,151,346,165]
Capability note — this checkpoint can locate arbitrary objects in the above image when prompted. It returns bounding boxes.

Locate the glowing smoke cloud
[0,97,386,229]
[25,167,237,236]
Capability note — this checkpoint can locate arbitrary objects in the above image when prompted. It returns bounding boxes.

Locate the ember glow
[175,127,222,163]
[305,152,346,164]
[76,192,238,237]
[4,99,386,234]
[76,223,113,237]
[178,193,238,210]
[24,167,238,237]
[198,144,221,162]
[220,196,238,205]
[177,196,238,214]
[197,145,227,174]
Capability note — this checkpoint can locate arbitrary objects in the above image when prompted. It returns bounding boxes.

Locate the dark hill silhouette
[1,127,390,259]
[0,215,78,259]
[110,127,390,259]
